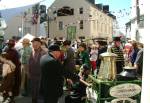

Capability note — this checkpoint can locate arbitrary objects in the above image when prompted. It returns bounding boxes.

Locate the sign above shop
[110,83,141,98]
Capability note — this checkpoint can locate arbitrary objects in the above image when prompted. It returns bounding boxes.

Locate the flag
[32,12,39,24]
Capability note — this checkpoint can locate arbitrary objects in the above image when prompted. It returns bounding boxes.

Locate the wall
[48,0,113,40]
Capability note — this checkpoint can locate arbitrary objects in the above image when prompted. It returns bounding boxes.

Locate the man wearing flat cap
[40,44,80,103]
[28,37,47,103]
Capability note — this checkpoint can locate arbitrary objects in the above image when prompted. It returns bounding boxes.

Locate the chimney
[87,0,95,4]
[96,4,103,10]
[103,5,109,13]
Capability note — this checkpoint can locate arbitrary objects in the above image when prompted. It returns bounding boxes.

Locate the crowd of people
[0,36,143,103]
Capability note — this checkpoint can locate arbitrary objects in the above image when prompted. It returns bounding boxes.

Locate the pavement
[14,95,65,103]
[15,96,32,103]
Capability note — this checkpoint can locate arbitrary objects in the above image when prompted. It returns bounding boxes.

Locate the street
[14,95,65,103]
[15,96,31,103]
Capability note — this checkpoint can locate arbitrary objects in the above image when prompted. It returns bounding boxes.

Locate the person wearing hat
[28,37,47,103]
[19,38,32,96]
[40,44,80,103]
[3,39,16,52]
[4,39,21,98]
[111,37,125,74]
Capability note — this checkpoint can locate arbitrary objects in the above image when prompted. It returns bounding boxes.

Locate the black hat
[31,38,42,43]
[113,37,121,41]
[97,41,107,46]
[48,44,60,52]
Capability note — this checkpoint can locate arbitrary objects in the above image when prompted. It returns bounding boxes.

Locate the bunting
[50,3,143,20]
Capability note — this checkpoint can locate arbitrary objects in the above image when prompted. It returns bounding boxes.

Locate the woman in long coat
[5,39,21,97]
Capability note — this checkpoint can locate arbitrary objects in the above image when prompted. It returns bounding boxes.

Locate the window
[59,21,63,30]
[80,20,83,29]
[57,6,74,16]
[79,8,83,14]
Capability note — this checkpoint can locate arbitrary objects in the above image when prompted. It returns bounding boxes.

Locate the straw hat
[22,38,30,44]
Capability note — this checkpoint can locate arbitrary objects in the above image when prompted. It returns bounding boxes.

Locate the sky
[0,0,43,10]
[95,0,131,33]
[41,0,131,34]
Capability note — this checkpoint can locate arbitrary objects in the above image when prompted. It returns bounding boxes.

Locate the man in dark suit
[111,37,125,74]
[40,44,79,103]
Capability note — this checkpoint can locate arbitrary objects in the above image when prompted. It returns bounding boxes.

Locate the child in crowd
[90,44,98,75]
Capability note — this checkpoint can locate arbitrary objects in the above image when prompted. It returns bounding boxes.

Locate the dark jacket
[134,49,143,76]
[29,48,46,80]
[130,48,139,66]
[6,48,21,96]
[63,47,76,73]
[40,53,79,98]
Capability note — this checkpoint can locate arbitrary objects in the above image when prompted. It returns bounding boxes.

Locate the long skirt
[0,72,15,93]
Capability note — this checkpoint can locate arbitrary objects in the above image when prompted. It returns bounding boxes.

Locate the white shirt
[90,49,98,61]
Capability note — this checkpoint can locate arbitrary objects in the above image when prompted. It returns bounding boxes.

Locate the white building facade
[126,0,144,43]
[4,12,40,39]
[47,0,115,40]
[3,5,46,39]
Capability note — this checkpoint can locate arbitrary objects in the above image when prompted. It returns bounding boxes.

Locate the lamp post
[46,7,57,38]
